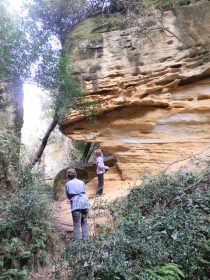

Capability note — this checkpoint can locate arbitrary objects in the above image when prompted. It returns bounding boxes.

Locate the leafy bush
[0,171,54,279]
[0,129,20,189]
[59,171,210,280]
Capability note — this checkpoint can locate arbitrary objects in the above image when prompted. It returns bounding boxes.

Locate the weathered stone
[54,155,117,200]
[59,1,210,196]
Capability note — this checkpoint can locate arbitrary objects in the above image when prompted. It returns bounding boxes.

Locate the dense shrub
[0,129,20,189]
[59,171,210,280]
[0,171,54,279]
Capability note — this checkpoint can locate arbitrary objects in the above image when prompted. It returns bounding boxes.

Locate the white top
[65,178,90,212]
[96,155,109,174]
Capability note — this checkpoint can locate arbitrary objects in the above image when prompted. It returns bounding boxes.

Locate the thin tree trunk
[31,111,59,168]
[85,142,97,163]
[81,142,91,162]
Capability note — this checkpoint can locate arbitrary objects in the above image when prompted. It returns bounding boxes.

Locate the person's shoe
[96,193,106,197]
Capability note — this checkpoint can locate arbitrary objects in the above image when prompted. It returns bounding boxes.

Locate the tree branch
[81,142,92,163]
[30,111,59,168]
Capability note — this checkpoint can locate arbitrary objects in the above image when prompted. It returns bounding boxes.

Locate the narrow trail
[29,147,210,279]
[29,169,133,279]
[54,166,134,235]
[54,145,210,235]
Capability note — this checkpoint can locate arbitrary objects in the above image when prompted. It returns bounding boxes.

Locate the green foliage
[27,0,169,41]
[0,129,20,188]
[0,170,53,279]
[31,0,182,41]
[0,0,54,83]
[0,0,99,175]
[58,171,210,279]
[28,0,104,40]
[29,0,122,42]
[0,0,92,121]
[0,268,28,280]
[67,139,87,163]
[33,51,99,123]
[0,129,54,279]
[147,263,185,279]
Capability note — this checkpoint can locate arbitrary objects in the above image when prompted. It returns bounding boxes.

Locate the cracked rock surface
[59,1,210,194]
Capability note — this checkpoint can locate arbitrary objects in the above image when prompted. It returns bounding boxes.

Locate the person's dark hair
[67,168,77,179]
[95,149,102,156]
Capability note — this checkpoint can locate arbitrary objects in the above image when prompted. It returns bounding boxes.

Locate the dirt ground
[29,147,210,279]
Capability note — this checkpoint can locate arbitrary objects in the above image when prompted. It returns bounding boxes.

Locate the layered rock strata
[60,1,210,183]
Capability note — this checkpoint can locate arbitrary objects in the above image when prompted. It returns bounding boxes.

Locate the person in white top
[95,149,109,196]
[65,169,90,240]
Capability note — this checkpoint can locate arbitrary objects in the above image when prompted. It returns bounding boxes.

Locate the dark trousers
[96,173,104,195]
[72,209,89,240]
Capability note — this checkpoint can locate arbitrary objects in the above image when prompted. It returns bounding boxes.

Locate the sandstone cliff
[60,1,210,186]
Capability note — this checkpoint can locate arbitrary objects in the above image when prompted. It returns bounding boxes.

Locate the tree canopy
[0,0,53,83]
[27,0,125,41]
[27,0,166,42]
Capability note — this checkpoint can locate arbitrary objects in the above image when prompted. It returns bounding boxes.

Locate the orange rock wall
[60,1,210,181]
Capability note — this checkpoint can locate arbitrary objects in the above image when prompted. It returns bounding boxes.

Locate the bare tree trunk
[31,111,59,168]
[81,142,97,163]
[85,142,97,163]
[81,142,92,162]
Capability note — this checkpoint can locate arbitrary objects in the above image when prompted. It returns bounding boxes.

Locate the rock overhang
[60,0,210,181]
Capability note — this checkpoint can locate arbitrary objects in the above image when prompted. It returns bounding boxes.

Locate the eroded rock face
[60,1,210,182]
[54,155,117,200]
